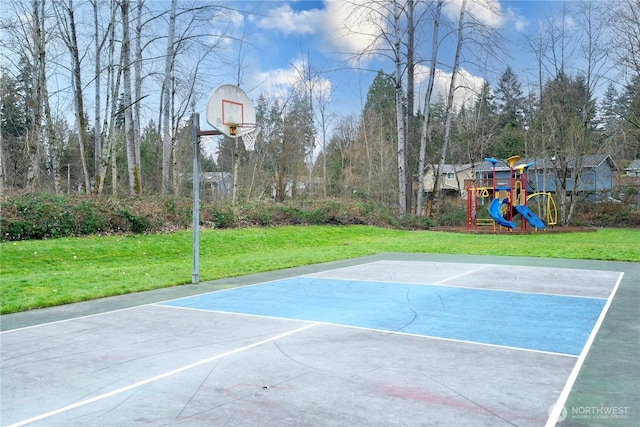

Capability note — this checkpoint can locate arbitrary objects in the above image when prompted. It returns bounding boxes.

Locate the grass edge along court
[1,226,638,314]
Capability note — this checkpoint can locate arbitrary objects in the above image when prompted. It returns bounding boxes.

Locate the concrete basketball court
[1,253,637,426]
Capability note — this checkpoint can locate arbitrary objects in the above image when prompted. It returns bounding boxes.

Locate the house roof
[425,163,475,174]
[201,172,232,184]
[624,159,640,172]
[475,154,617,172]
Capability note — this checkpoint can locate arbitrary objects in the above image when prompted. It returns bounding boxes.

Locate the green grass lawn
[1,226,638,314]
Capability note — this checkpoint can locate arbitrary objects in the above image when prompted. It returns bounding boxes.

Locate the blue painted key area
[161,277,606,356]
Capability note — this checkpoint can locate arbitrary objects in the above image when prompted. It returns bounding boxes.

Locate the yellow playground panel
[527,192,558,226]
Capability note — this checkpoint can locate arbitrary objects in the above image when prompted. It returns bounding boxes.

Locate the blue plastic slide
[488,198,516,229]
[515,205,546,229]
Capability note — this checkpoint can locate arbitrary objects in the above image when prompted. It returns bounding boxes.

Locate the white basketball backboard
[206,84,256,138]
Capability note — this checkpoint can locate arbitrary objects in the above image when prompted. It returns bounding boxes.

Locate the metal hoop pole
[192,113,200,284]
[192,114,222,284]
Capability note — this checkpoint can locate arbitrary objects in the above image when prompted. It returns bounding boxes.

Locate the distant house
[624,159,640,177]
[270,176,322,199]
[422,163,475,195]
[617,159,640,204]
[201,172,233,198]
[474,154,618,201]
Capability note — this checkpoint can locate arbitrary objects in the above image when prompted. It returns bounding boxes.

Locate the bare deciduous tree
[416,0,442,217]
[430,0,466,217]
[55,0,92,193]
[121,0,140,194]
[161,0,176,195]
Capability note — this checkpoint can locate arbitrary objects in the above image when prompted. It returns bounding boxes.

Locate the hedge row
[0,193,435,241]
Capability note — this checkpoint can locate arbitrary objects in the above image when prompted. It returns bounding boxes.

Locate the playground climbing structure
[466,155,558,232]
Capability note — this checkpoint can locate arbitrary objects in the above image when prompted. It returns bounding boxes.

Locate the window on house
[447,172,455,179]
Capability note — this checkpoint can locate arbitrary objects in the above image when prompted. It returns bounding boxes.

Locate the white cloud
[251,1,386,65]
[227,9,244,28]
[414,65,486,111]
[444,0,506,28]
[323,0,387,64]
[252,58,332,102]
[255,63,301,97]
[498,5,529,32]
[250,1,388,66]
[208,9,244,49]
[513,16,529,32]
[564,14,575,30]
[256,3,323,36]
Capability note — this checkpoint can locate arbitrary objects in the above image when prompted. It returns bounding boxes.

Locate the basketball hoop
[228,122,238,136]
[206,85,257,140]
[240,125,260,151]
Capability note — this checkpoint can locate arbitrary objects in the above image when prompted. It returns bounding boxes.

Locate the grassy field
[1,226,638,314]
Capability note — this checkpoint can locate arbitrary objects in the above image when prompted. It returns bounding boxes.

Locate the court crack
[273,341,320,371]
[430,377,519,426]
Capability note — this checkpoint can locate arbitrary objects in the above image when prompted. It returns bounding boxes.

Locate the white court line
[0,306,143,334]
[545,272,625,426]
[7,322,319,427]
[304,260,491,282]
[303,271,610,300]
[160,304,579,358]
[432,263,491,284]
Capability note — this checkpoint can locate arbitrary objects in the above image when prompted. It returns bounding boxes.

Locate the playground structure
[466,155,558,232]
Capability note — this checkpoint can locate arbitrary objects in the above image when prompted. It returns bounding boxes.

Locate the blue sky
[2,0,611,142]
[187,0,611,153]
[195,0,585,121]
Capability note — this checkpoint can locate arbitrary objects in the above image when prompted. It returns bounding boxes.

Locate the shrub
[436,207,466,227]
[0,218,31,241]
[3,192,633,242]
[73,200,108,235]
[115,209,151,233]
[208,205,235,228]
[573,201,640,227]
[1,193,74,239]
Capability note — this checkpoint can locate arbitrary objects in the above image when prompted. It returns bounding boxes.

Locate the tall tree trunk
[92,0,103,194]
[100,0,121,195]
[42,69,61,194]
[417,0,442,217]
[26,0,45,190]
[432,0,466,217]
[162,0,177,195]
[134,0,143,142]
[121,0,139,194]
[134,0,143,182]
[58,0,91,193]
[405,0,415,213]
[0,117,4,197]
[393,0,407,214]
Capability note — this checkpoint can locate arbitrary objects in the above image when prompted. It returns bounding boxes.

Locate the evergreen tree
[363,70,396,144]
[465,81,497,162]
[495,66,525,129]
[620,76,640,159]
[492,67,527,157]
[364,71,396,120]
[1,69,30,187]
[596,83,625,157]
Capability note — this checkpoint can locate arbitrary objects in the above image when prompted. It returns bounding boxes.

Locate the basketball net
[240,126,261,151]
